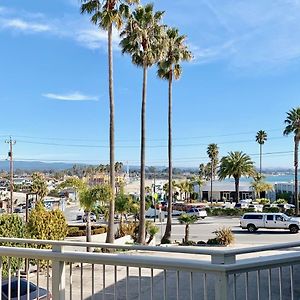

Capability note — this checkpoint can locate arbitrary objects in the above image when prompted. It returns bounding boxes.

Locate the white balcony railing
[0,238,299,299]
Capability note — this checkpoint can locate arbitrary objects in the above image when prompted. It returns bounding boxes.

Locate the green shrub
[92,228,106,235]
[27,202,68,244]
[274,199,288,204]
[205,207,211,215]
[207,238,219,245]
[263,207,280,213]
[213,227,235,246]
[285,209,295,216]
[242,208,255,213]
[0,214,25,277]
[257,198,270,205]
[182,240,196,246]
[197,240,206,245]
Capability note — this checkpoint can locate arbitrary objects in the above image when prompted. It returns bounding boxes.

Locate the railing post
[211,253,236,264]
[52,245,65,300]
[215,271,229,300]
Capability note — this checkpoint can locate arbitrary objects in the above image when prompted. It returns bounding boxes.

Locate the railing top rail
[0,237,299,256]
[0,245,226,273]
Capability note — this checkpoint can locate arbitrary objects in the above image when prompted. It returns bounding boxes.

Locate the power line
[10,150,294,165]
[0,127,283,143]
[13,136,286,149]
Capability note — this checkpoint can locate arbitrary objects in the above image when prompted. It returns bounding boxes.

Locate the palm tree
[79,184,112,251]
[284,107,300,215]
[81,0,139,244]
[30,172,48,202]
[255,130,267,175]
[120,4,165,244]
[115,191,131,236]
[218,151,255,202]
[178,214,198,243]
[251,172,273,199]
[207,144,219,203]
[157,28,192,243]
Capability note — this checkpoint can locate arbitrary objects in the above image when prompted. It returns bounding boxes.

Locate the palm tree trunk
[162,71,173,243]
[185,224,189,243]
[210,160,213,203]
[294,136,299,215]
[235,177,240,202]
[86,211,92,252]
[106,24,115,244]
[138,65,147,244]
[259,144,262,176]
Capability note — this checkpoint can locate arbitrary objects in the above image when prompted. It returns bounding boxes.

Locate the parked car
[82,212,97,222]
[2,277,51,299]
[186,208,207,219]
[240,213,300,233]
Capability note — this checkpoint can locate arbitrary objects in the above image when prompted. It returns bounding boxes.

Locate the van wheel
[247,224,257,233]
[289,225,299,234]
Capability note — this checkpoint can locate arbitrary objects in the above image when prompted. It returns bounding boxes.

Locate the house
[194,181,254,202]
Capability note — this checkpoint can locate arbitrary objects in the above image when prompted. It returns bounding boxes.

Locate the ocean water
[225,175,295,183]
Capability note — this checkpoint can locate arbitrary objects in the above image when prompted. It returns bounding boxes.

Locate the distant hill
[0,161,81,171]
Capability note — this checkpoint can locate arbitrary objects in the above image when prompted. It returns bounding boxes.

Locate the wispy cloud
[43,92,98,101]
[75,28,120,50]
[1,18,50,32]
[175,0,300,71]
[0,5,120,51]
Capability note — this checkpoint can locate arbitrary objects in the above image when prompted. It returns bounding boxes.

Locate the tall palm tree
[81,0,139,244]
[120,4,165,244]
[284,107,300,215]
[255,130,267,175]
[157,28,192,243]
[207,144,219,203]
[218,151,255,202]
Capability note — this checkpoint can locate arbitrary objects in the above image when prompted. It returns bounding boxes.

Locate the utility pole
[5,137,16,213]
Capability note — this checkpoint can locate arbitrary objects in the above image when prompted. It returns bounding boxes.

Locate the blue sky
[0,0,299,168]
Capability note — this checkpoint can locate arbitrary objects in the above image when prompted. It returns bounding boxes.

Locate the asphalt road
[156,216,300,246]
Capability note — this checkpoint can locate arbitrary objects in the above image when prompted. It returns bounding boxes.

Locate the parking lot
[158,216,300,246]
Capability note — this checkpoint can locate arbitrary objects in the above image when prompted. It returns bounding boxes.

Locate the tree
[115,191,132,236]
[207,143,219,203]
[283,107,300,215]
[79,185,112,251]
[157,27,192,243]
[178,214,198,243]
[58,177,87,202]
[120,3,165,244]
[218,151,255,202]
[81,0,139,245]
[30,172,48,202]
[251,172,273,199]
[255,130,267,175]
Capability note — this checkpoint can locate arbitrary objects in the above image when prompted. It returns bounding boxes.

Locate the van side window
[267,215,273,221]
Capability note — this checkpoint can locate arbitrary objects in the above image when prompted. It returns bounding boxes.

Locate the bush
[213,227,235,246]
[182,240,196,246]
[263,207,280,213]
[242,208,255,213]
[67,225,107,237]
[92,228,106,235]
[197,240,206,245]
[285,209,295,216]
[0,214,25,276]
[274,199,287,204]
[207,238,219,245]
[257,198,270,205]
[27,202,68,243]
